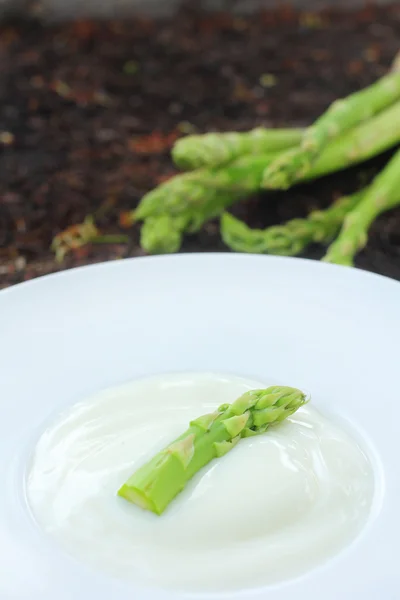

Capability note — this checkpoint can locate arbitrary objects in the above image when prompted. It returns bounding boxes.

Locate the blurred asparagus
[221,189,365,256]
[172,127,304,170]
[174,59,400,173]
[140,215,189,254]
[137,101,400,253]
[133,155,277,253]
[299,100,400,181]
[134,154,277,222]
[50,53,400,262]
[262,70,400,189]
[136,101,400,223]
[139,190,243,254]
[323,148,400,266]
[55,100,399,258]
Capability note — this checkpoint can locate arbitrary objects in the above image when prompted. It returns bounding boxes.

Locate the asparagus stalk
[118,385,307,515]
[262,71,400,189]
[323,148,400,266]
[138,102,400,253]
[267,99,400,188]
[134,155,276,253]
[134,154,278,223]
[172,128,304,170]
[140,214,192,254]
[220,189,365,256]
[139,189,247,253]
[137,101,400,224]
[50,101,400,259]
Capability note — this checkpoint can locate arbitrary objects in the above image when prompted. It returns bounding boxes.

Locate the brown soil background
[1,4,400,288]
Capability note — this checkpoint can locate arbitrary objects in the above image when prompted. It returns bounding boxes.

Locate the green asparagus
[118,385,308,515]
[139,189,246,253]
[140,215,190,254]
[134,155,276,253]
[134,154,279,223]
[136,101,400,224]
[172,127,304,170]
[221,189,365,256]
[323,148,400,266]
[53,74,400,260]
[262,71,400,189]
[138,102,400,254]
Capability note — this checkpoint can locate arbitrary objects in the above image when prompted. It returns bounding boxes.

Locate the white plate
[0,254,399,600]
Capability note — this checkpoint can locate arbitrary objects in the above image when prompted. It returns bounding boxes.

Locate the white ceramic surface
[0,253,399,600]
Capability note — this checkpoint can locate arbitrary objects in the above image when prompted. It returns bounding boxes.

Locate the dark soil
[1,4,400,288]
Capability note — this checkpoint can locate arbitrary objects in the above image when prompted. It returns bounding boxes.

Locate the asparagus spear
[172,128,304,170]
[262,71,400,189]
[50,101,400,258]
[140,214,191,254]
[138,102,400,254]
[139,189,246,254]
[118,385,307,515]
[268,99,400,187]
[220,189,365,256]
[137,101,400,224]
[323,148,400,266]
[134,155,275,254]
[134,154,278,222]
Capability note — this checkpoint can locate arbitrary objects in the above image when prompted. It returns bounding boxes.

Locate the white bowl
[0,254,399,600]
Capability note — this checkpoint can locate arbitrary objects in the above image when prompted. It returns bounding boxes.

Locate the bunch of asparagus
[52,52,400,267]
